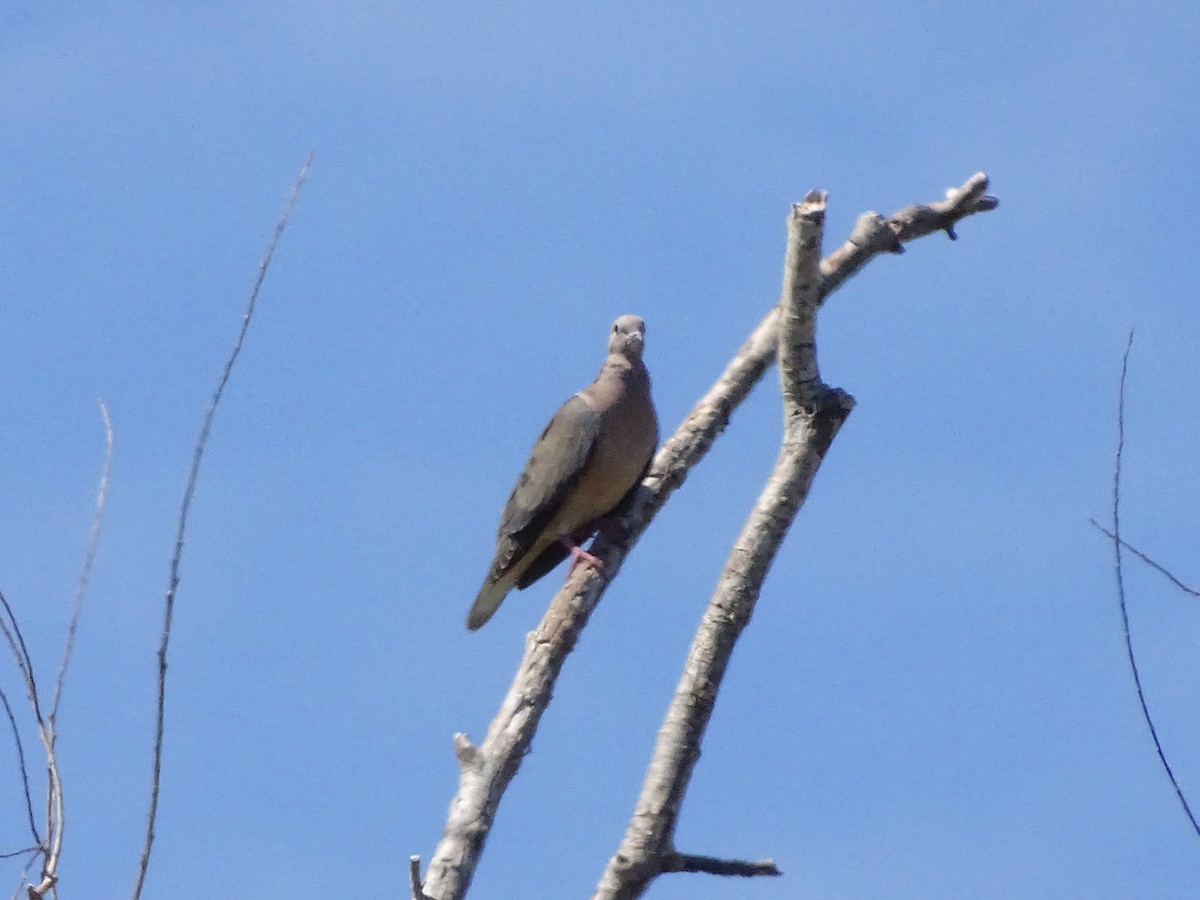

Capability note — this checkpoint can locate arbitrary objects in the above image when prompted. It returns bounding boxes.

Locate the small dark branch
[50,398,114,725]
[409,855,430,900]
[1089,521,1200,598]
[131,153,313,900]
[0,685,40,846]
[1105,332,1200,840]
[0,594,43,731]
[424,174,997,900]
[0,848,38,863]
[663,852,782,878]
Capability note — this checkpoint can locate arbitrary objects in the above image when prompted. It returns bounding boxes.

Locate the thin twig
[9,852,36,900]
[50,398,114,725]
[1107,331,1200,839]
[1089,521,1200,598]
[1,588,60,898]
[0,684,39,845]
[131,152,313,900]
[0,594,43,730]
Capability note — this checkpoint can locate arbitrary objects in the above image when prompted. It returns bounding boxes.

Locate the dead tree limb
[595,191,847,898]
[418,174,998,900]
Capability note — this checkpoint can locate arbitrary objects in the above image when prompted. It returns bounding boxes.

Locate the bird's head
[608,314,647,358]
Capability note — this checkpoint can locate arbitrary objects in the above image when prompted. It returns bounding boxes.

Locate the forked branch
[418,174,997,900]
[595,191,854,898]
[2,397,114,899]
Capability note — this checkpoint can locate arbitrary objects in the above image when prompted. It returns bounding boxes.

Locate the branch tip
[453,733,481,769]
[409,855,426,900]
[664,852,782,878]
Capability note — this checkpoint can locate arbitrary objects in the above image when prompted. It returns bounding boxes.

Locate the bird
[467,314,658,630]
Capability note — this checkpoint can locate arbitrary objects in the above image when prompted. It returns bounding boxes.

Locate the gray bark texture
[416,174,998,900]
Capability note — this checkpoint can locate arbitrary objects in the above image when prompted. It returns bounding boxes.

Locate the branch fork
[418,174,998,900]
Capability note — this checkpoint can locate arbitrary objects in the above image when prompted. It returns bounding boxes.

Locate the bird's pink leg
[558,535,604,574]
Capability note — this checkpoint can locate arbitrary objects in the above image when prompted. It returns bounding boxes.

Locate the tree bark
[417,174,998,900]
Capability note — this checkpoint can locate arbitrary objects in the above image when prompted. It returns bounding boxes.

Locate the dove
[467,314,658,630]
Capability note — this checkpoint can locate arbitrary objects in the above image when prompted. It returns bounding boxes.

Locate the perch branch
[420,174,998,900]
[131,152,312,900]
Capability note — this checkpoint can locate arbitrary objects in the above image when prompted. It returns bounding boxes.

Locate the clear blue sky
[3,3,1199,898]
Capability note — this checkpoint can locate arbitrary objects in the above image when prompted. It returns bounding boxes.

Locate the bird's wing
[490,394,602,578]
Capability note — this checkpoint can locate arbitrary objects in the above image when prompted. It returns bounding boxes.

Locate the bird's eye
[612,324,619,333]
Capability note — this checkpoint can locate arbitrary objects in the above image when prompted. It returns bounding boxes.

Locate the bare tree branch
[50,398,114,724]
[2,400,114,898]
[1089,521,1199,598]
[662,852,781,877]
[0,594,42,731]
[1102,332,1200,841]
[419,174,997,900]
[8,852,36,900]
[596,191,852,899]
[0,664,39,848]
[131,152,313,900]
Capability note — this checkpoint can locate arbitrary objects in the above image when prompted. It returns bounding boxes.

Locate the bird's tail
[466,578,511,630]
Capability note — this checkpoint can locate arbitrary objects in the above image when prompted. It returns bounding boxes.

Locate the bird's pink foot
[558,536,604,574]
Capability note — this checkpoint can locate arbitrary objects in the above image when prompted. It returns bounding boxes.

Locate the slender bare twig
[420,174,998,900]
[8,852,37,900]
[0,594,60,900]
[50,398,114,724]
[0,680,39,846]
[131,152,313,900]
[1104,332,1200,840]
[0,594,42,730]
[2,401,114,897]
[1089,521,1199,598]
[0,590,47,879]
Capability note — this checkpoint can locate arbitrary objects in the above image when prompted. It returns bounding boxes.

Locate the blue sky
[2,3,1199,898]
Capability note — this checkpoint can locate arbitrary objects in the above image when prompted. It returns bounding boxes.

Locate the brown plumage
[467,315,658,630]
